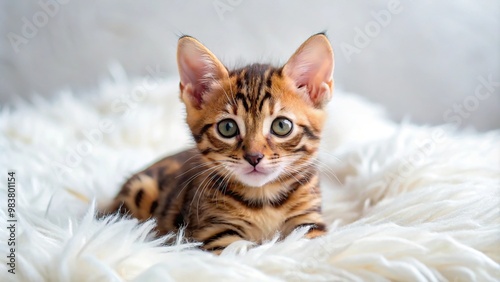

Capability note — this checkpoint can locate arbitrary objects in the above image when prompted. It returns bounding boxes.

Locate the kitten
[106,33,334,253]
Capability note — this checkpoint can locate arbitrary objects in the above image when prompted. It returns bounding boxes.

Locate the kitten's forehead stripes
[229,64,279,114]
[235,93,249,112]
[258,92,272,113]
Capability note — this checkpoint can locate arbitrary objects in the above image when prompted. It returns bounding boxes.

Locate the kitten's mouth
[245,167,267,175]
[237,165,281,187]
[248,168,266,175]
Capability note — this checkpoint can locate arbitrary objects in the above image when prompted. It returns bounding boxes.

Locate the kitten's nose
[244,153,264,167]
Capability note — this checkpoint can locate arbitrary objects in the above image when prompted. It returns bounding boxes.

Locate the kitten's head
[177,34,334,188]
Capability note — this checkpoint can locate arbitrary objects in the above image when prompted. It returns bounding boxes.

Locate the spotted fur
[105,33,334,252]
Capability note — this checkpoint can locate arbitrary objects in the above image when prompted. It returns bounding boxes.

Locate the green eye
[271,117,293,137]
[217,119,239,138]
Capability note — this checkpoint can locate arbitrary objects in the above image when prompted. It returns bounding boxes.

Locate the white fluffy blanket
[1,69,499,281]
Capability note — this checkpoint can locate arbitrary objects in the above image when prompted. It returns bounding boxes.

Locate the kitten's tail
[104,174,160,220]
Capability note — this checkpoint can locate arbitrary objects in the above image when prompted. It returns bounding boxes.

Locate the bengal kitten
[106,33,334,253]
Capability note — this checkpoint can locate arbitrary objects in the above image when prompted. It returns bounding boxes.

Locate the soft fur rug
[1,68,499,281]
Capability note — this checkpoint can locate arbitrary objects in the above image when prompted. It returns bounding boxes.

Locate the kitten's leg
[106,173,160,220]
[300,223,327,238]
[196,226,245,254]
[282,211,327,239]
[103,150,197,221]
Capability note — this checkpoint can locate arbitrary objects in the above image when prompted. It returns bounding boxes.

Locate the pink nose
[244,153,264,166]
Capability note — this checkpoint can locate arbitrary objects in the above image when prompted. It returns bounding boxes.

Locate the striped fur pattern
[106,34,335,252]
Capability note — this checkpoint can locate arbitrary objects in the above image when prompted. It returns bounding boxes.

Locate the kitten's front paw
[303,223,327,239]
[207,248,224,255]
[305,228,327,239]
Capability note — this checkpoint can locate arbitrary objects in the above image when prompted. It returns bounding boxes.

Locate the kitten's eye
[271,117,293,137]
[217,119,239,138]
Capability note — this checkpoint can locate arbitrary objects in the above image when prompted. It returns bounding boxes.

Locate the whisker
[176,161,216,178]
[176,162,218,196]
[187,164,223,211]
[213,168,232,208]
[312,159,341,185]
[179,151,203,166]
[317,149,343,163]
[193,166,226,221]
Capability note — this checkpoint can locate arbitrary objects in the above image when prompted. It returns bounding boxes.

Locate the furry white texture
[0,69,499,281]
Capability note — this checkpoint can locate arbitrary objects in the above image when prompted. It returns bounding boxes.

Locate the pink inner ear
[178,43,227,108]
[179,55,209,106]
[177,37,230,109]
[284,40,334,107]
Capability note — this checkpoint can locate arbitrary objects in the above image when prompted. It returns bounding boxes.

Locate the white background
[1,0,498,130]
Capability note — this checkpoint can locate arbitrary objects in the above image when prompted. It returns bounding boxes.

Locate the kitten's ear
[283,33,334,108]
[177,36,228,109]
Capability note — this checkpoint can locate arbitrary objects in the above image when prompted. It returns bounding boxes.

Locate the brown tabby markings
[105,34,333,252]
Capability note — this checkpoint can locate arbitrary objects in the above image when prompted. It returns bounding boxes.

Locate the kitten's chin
[236,170,281,188]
